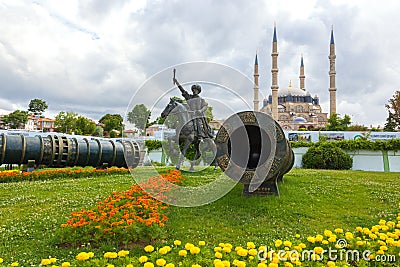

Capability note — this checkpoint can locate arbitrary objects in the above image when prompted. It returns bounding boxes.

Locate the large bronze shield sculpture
[215,111,294,196]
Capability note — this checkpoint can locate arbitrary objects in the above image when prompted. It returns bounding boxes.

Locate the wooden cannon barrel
[215,111,294,196]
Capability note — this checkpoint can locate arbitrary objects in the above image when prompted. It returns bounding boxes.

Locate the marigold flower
[165,264,174,267]
[274,240,283,247]
[222,260,230,267]
[76,252,90,261]
[235,261,246,267]
[315,234,323,242]
[248,249,258,256]
[88,252,94,258]
[284,262,293,267]
[0,258,3,264]
[174,240,181,246]
[215,252,223,259]
[118,250,129,257]
[139,256,148,263]
[268,263,278,267]
[178,250,187,257]
[324,230,333,237]
[222,247,231,253]
[145,245,155,253]
[295,234,300,238]
[192,264,201,267]
[307,236,315,243]
[198,241,205,246]
[185,243,194,250]
[214,261,224,267]
[334,228,343,234]
[107,264,114,267]
[237,248,248,257]
[327,261,336,267]
[156,258,166,266]
[11,262,18,267]
[190,246,201,254]
[247,242,255,249]
[61,262,70,267]
[283,241,292,247]
[104,252,118,259]
[214,247,222,252]
[41,259,51,265]
[257,264,267,267]
[144,263,155,267]
[313,247,324,254]
[159,247,169,255]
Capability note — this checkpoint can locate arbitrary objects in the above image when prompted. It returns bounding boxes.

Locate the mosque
[254,25,337,130]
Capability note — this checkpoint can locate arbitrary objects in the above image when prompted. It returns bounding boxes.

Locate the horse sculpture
[160,97,216,171]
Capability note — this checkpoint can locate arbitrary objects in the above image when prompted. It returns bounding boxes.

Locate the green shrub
[302,142,353,170]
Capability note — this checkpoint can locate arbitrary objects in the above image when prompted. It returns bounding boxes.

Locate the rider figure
[173,78,214,140]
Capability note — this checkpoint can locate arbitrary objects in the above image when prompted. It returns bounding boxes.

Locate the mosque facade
[254,25,337,130]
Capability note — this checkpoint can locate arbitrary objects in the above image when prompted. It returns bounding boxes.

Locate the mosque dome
[278,81,308,97]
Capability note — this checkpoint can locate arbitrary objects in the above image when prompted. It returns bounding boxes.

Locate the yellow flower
[185,243,194,250]
[198,241,206,246]
[315,235,323,242]
[307,236,315,243]
[299,243,306,249]
[76,252,90,261]
[310,254,320,261]
[107,264,115,267]
[190,246,201,254]
[356,241,364,246]
[274,240,283,247]
[61,262,70,267]
[283,241,292,247]
[127,264,133,267]
[284,263,293,267]
[356,227,363,232]
[215,252,223,259]
[268,263,278,267]
[139,256,148,263]
[214,247,222,252]
[324,230,333,237]
[178,250,187,257]
[249,249,258,256]
[88,252,94,258]
[345,232,354,239]
[224,243,233,249]
[322,240,329,245]
[166,264,175,267]
[192,265,201,267]
[313,247,324,254]
[258,264,267,267]
[104,252,118,259]
[144,263,155,267]
[49,258,57,264]
[327,261,336,267]
[41,259,51,265]
[247,242,256,249]
[159,247,169,255]
[11,262,18,267]
[222,260,230,267]
[235,261,246,267]
[174,240,182,246]
[145,245,155,253]
[295,234,301,238]
[214,261,224,267]
[222,247,231,253]
[118,250,129,257]
[334,228,343,234]
[328,236,336,243]
[380,245,388,251]
[0,258,3,263]
[156,258,166,266]
[237,248,248,257]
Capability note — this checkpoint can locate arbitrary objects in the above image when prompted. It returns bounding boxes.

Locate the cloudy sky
[1,0,399,127]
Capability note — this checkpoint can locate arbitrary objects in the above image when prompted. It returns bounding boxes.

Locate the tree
[28,99,48,116]
[99,114,123,134]
[385,90,400,131]
[326,113,351,131]
[93,126,104,137]
[75,116,96,135]
[54,111,78,134]
[127,104,151,133]
[384,112,396,131]
[3,110,28,129]
[205,105,214,123]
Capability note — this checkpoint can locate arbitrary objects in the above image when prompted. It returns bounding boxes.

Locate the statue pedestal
[242,180,279,197]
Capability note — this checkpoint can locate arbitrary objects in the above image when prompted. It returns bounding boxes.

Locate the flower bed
[59,170,183,245]
[0,167,129,183]
[1,204,399,266]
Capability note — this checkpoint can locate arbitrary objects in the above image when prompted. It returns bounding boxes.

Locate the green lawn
[0,168,399,266]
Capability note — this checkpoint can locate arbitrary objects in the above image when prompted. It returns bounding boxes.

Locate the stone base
[242,180,279,196]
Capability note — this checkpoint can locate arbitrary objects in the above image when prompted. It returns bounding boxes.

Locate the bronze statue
[172,77,213,140]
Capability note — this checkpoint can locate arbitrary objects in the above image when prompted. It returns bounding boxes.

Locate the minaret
[299,54,305,90]
[329,26,337,115]
[253,52,260,111]
[271,23,279,120]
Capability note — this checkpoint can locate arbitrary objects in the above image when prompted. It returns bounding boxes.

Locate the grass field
[0,167,399,266]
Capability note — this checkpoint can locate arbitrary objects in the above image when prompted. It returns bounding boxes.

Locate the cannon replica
[215,111,294,196]
[0,133,141,169]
